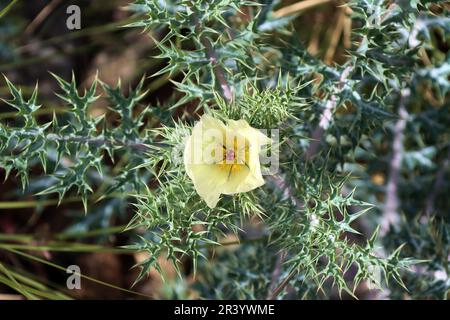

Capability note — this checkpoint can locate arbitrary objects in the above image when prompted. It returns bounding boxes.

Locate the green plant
[1,0,449,299]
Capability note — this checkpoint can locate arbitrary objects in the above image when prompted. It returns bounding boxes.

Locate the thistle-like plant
[1,0,449,299]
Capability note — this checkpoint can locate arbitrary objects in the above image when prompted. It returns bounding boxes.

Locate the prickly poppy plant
[0,0,448,300]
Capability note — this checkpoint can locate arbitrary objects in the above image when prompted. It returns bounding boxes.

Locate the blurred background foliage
[0,0,448,300]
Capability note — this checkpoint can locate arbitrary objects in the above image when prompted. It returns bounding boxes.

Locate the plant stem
[0,193,125,210]
[2,248,154,299]
[44,133,154,152]
[305,64,352,160]
[381,89,410,235]
[193,15,233,103]
[0,0,19,20]
[267,65,353,300]
[273,0,333,18]
[267,269,296,300]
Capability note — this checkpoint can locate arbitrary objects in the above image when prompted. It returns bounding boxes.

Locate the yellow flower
[184,114,271,208]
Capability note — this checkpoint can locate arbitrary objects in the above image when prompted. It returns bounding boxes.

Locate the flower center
[215,136,250,177]
[225,148,235,161]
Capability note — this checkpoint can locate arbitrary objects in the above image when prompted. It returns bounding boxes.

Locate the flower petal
[187,164,228,208]
[184,115,271,208]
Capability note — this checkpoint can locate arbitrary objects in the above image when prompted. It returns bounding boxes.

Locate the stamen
[227,165,233,179]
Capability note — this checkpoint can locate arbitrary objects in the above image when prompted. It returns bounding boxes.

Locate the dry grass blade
[273,0,334,18]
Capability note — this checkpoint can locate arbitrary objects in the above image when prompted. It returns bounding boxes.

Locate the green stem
[0,263,72,300]
[0,193,127,210]
[0,234,267,253]
[0,243,134,254]
[1,248,153,299]
[2,261,74,298]
[0,0,19,20]
[0,106,68,120]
